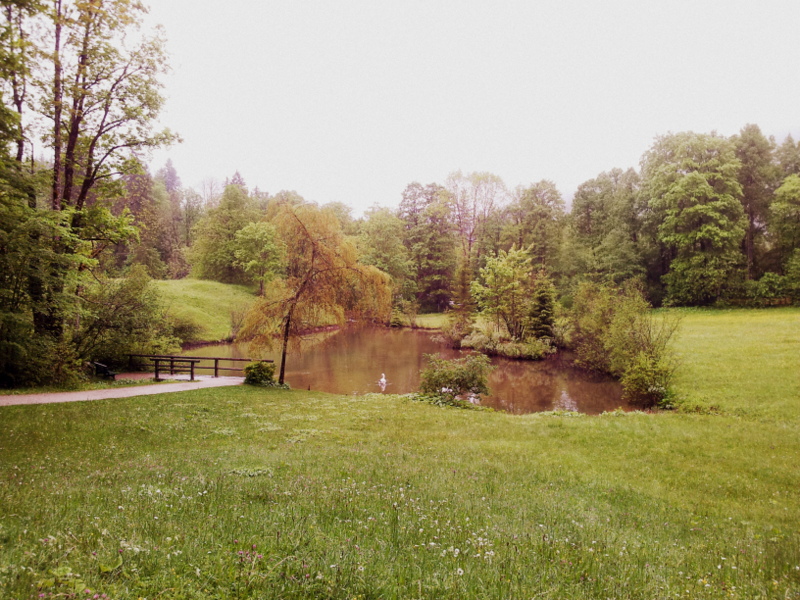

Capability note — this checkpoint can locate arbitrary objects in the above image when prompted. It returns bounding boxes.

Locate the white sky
[145,0,800,214]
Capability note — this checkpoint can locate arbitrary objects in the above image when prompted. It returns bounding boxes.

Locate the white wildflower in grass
[457,568,464,576]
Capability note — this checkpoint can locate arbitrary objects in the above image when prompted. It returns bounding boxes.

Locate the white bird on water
[378,373,387,391]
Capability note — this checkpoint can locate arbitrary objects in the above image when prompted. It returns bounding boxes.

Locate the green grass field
[1,308,799,598]
[154,279,256,343]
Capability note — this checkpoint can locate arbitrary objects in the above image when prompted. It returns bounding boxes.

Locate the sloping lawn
[154,279,256,342]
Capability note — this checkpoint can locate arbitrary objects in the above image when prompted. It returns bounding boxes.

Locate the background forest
[2,1,800,387]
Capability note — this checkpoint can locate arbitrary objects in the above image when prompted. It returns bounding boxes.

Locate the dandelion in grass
[457,568,464,576]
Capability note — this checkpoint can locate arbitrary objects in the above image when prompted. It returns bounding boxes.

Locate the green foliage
[743,272,792,306]
[71,266,179,368]
[188,184,259,283]
[502,181,565,270]
[389,308,406,327]
[528,271,557,340]
[618,351,674,408]
[566,168,644,285]
[461,329,553,360]
[358,206,414,300]
[398,182,456,312]
[419,353,493,401]
[233,221,283,294]
[243,361,276,385]
[734,124,781,279]
[571,281,679,406]
[470,246,531,340]
[770,174,800,264]
[642,132,747,305]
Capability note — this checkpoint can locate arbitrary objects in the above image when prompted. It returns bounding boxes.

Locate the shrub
[570,281,680,407]
[461,328,555,360]
[389,308,406,328]
[419,354,493,402]
[168,314,206,343]
[244,361,276,385]
[619,352,674,407]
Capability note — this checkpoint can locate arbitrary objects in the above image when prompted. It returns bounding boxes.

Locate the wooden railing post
[214,358,219,378]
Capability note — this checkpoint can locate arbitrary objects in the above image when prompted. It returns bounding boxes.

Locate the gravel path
[0,375,244,407]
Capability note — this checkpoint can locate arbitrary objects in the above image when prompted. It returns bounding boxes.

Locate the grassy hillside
[0,308,799,598]
[154,278,256,343]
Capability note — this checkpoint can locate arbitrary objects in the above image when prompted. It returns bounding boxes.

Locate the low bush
[618,352,674,407]
[243,361,276,385]
[389,308,406,327]
[419,353,493,402]
[461,330,554,360]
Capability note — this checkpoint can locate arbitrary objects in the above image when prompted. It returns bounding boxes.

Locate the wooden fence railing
[128,354,273,380]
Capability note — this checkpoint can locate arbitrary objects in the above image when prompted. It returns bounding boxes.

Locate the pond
[184,327,626,414]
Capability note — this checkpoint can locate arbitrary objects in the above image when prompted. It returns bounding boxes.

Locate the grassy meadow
[1,308,799,599]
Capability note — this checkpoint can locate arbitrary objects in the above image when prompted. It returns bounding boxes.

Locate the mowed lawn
[0,309,799,599]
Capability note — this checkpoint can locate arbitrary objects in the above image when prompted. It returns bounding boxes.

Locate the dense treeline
[2,2,799,388]
[167,128,800,311]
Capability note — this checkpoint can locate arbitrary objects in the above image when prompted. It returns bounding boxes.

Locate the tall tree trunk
[745,207,756,280]
[278,305,294,385]
[61,16,92,209]
[51,0,63,210]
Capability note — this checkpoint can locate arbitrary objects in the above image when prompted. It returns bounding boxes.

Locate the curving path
[0,374,244,407]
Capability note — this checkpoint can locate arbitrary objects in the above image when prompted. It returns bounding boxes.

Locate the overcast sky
[145,1,800,213]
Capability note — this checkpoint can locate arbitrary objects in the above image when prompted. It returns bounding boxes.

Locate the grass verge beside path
[0,308,799,599]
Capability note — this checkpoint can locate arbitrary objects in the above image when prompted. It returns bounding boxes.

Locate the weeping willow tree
[240,203,392,384]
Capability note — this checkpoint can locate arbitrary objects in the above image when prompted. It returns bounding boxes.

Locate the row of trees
[371,128,800,308]
[114,125,800,315]
[0,0,184,385]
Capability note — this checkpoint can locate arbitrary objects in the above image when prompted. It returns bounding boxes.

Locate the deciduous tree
[233,221,282,295]
[240,203,391,384]
[733,124,779,278]
[470,246,531,340]
[641,132,746,305]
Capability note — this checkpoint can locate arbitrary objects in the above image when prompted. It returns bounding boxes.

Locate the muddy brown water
[184,327,626,414]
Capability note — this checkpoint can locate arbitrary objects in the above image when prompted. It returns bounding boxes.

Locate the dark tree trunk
[278,306,293,385]
[745,207,756,280]
[51,0,63,209]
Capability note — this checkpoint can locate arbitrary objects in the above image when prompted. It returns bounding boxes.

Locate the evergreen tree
[528,271,556,340]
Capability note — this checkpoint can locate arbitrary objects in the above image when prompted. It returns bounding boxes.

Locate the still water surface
[184,327,625,414]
